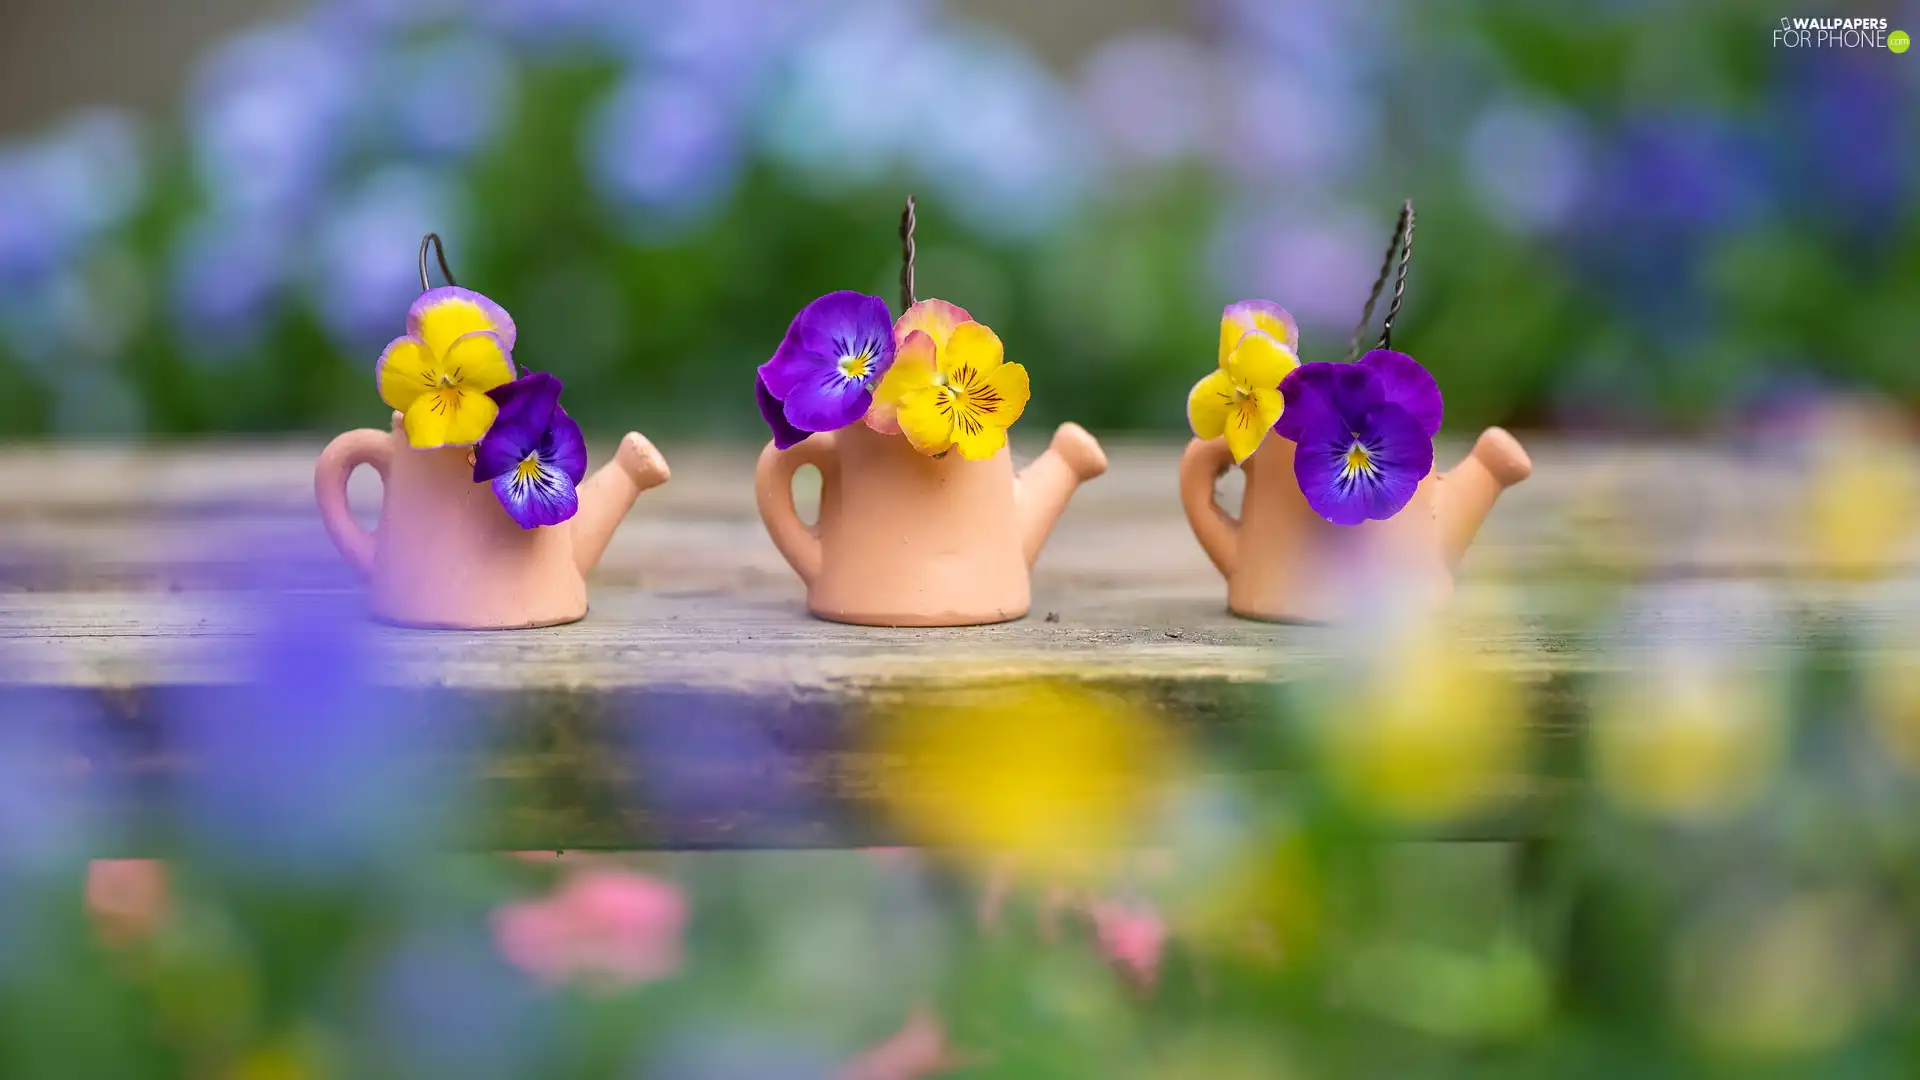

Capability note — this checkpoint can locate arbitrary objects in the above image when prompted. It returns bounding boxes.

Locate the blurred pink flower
[1090,900,1167,991]
[838,1006,965,1080]
[491,870,687,991]
[85,858,168,945]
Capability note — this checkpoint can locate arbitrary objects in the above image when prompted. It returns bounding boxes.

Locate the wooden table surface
[1,434,1913,849]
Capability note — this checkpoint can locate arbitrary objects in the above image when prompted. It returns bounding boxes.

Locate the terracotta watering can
[1180,427,1532,623]
[756,422,1108,626]
[315,411,671,629]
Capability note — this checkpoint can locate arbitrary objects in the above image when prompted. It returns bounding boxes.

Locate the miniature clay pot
[314,412,670,629]
[1180,427,1532,623]
[755,422,1108,626]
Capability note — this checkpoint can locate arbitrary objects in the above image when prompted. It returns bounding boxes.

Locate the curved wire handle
[1345,200,1415,361]
[419,233,457,292]
[899,194,917,314]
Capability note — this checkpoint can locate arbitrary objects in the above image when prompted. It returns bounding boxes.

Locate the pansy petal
[1357,349,1444,437]
[759,291,895,428]
[1293,401,1432,525]
[781,374,874,433]
[476,372,564,480]
[980,361,1029,427]
[443,330,517,395]
[1224,393,1279,465]
[757,375,811,449]
[1225,330,1298,391]
[867,329,938,435]
[895,298,973,349]
[941,321,1004,380]
[492,453,580,529]
[376,337,435,412]
[953,422,1008,461]
[543,406,588,486]
[410,286,516,355]
[897,386,955,456]
[1187,370,1236,440]
[1220,300,1298,365]
[1275,362,1384,441]
[402,387,499,449]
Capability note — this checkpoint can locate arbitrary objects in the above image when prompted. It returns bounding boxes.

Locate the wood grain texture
[0,436,1913,850]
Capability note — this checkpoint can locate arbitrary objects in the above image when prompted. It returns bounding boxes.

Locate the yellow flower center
[515,456,544,482]
[838,350,873,380]
[1342,439,1378,479]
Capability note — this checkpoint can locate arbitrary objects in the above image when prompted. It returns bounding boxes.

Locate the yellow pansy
[375,286,518,449]
[1187,330,1297,464]
[885,320,1031,460]
[866,298,973,435]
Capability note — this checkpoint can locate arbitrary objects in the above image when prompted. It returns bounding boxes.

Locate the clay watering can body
[756,422,1108,626]
[314,413,670,629]
[1180,428,1532,623]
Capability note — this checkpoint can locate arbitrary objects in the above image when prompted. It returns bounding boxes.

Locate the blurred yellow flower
[1592,654,1784,823]
[1862,633,1920,772]
[1797,404,1918,580]
[1314,628,1531,824]
[868,679,1174,881]
[226,1032,329,1080]
[1673,889,1903,1058]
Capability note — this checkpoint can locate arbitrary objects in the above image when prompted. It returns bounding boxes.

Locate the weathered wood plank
[0,436,1913,851]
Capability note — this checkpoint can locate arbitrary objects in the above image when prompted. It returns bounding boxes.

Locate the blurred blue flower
[170,213,293,356]
[621,689,824,847]
[0,110,144,288]
[166,588,462,882]
[474,0,627,53]
[1464,100,1589,234]
[376,33,518,162]
[1077,32,1216,170]
[903,29,1094,239]
[1208,202,1381,339]
[759,1,938,188]
[1767,53,1912,242]
[312,166,468,351]
[372,924,555,1080]
[1571,112,1773,333]
[0,269,97,368]
[188,19,368,218]
[1214,60,1377,186]
[613,0,815,107]
[586,72,744,239]
[0,688,116,878]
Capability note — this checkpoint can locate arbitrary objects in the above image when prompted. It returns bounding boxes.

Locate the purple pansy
[756,290,894,440]
[474,372,589,529]
[756,372,811,450]
[1275,351,1443,526]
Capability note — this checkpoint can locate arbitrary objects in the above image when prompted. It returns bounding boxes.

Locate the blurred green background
[1,0,1913,442]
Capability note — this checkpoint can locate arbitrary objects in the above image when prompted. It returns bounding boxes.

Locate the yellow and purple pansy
[1188,300,1301,464]
[472,371,589,530]
[1274,351,1444,525]
[881,316,1030,460]
[377,286,519,449]
[756,290,896,448]
[865,299,974,436]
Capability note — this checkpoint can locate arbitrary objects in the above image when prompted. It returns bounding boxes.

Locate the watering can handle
[1179,437,1240,578]
[755,434,836,587]
[313,428,392,579]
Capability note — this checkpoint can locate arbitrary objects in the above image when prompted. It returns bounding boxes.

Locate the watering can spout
[1438,427,1531,571]
[1015,423,1108,568]
[571,433,671,576]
